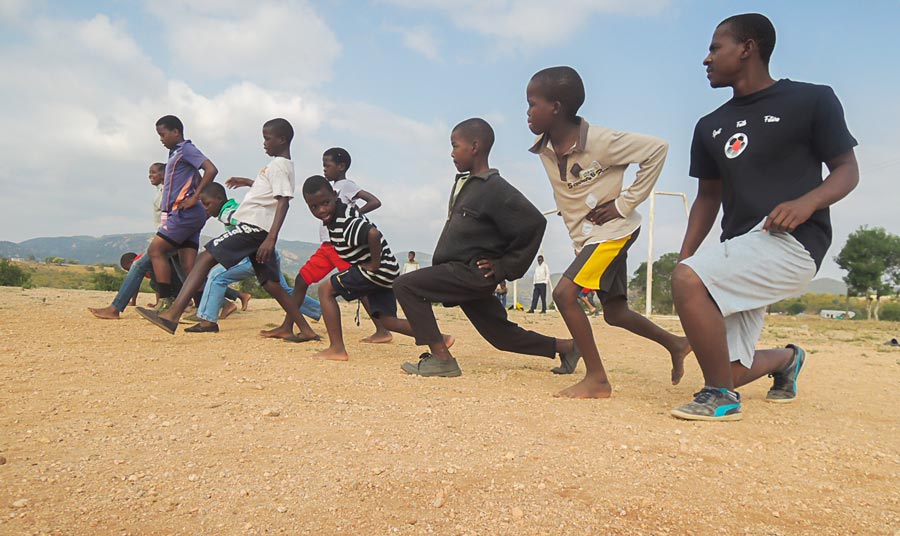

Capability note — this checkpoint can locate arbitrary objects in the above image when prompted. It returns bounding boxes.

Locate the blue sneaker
[670,387,742,421]
[766,344,806,404]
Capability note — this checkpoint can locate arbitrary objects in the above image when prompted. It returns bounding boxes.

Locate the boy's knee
[317,279,334,298]
[672,263,703,296]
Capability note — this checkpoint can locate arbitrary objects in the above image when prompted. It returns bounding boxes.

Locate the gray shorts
[680,221,816,368]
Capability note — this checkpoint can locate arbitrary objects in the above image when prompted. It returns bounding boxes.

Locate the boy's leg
[147,236,179,301]
[158,251,218,322]
[538,283,547,312]
[89,253,154,319]
[193,259,254,328]
[528,285,538,313]
[261,263,320,339]
[600,296,691,385]
[311,278,348,361]
[359,299,393,344]
[550,277,611,398]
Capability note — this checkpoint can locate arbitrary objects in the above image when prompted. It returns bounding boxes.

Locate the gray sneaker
[401,353,462,377]
[766,344,806,404]
[551,341,581,375]
[154,297,173,313]
[670,387,742,421]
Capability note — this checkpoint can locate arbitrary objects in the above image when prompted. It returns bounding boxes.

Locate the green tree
[92,271,125,292]
[629,252,679,315]
[834,227,900,320]
[0,258,32,288]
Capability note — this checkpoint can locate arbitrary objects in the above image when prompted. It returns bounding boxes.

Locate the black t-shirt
[689,79,857,270]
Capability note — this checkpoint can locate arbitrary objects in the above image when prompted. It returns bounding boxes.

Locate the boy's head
[148,162,165,186]
[199,182,228,219]
[526,66,585,135]
[155,115,184,150]
[408,251,416,261]
[262,118,294,157]
[706,14,776,88]
[120,252,138,271]
[322,147,351,181]
[538,255,544,264]
[450,118,494,173]
[302,175,338,223]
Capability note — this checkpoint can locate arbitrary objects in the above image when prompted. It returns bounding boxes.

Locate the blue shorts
[157,206,206,250]
[330,266,397,318]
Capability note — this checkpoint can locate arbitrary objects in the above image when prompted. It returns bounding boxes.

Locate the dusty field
[1,287,898,535]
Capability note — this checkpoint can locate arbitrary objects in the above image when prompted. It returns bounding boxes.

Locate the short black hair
[302,175,334,196]
[200,182,227,200]
[529,66,585,118]
[155,115,184,134]
[120,252,138,270]
[264,117,294,142]
[323,147,351,171]
[718,13,776,64]
[452,118,495,153]
[150,162,165,173]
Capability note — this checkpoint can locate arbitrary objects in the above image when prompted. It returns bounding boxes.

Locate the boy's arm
[678,179,722,261]
[360,227,383,273]
[178,160,218,210]
[225,177,254,189]
[763,149,859,233]
[354,190,382,215]
[256,196,290,264]
[588,132,668,225]
[478,191,546,281]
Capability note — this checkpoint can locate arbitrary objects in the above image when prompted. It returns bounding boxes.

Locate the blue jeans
[110,253,201,312]
[197,255,322,323]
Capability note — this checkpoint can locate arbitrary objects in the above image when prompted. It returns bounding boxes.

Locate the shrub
[880,303,900,322]
[92,271,125,292]
[0,258,32,288]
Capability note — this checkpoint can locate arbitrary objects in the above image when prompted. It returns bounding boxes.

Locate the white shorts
[681,221,817,368]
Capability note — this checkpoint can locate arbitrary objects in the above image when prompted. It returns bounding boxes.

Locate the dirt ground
[1,287,898,535]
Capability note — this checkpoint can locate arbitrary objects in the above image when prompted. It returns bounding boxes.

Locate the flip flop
[282,334,323,343]
[136,307,178,335]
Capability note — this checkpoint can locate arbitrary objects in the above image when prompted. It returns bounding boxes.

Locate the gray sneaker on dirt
[154,297,173,313]
[401,353,462,377]
[670,387,742,421]
[551,342,582,375]
[766,344,806,403]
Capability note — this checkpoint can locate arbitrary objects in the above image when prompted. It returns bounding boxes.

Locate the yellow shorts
[563,230,639,299]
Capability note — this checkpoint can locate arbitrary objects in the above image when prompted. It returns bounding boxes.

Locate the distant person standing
[495,280,508,308]
[402,251,420,274]
[527,255,550,313]
[149,162,165,228]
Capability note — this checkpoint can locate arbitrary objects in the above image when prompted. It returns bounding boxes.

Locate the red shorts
[299,243,351,285]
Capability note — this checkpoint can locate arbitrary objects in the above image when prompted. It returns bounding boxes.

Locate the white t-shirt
[533,262,550,285]
[402,261,420,274]
[319,178,362,242]
[152,184,163,228]
[232,157,295,232]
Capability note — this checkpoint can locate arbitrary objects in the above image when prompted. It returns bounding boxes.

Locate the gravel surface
[1,287,898,535]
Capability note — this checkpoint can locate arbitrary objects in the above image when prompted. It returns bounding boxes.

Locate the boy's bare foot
[259,327,294,339]
[312,348,349,361]
[238,292,251,311]
[670,339,693,386]
[87,306,120,320]
[553,376,612,399]
[220,301,238,320]
[361,331,393,344]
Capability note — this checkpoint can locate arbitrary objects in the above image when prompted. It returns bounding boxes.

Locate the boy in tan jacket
[526,66,691,399]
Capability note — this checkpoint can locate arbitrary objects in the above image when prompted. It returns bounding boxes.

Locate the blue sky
[1,0,898,281]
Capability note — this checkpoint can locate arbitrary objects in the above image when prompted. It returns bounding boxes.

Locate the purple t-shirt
[162,140,208,213]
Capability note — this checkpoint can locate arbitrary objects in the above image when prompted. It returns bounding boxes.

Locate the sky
[1,0,898,281]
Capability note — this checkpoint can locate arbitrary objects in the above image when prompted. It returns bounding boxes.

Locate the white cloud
[144,0,341,88]
[0,0,35,22]
[390,25,441,60]
[382,0,669,50]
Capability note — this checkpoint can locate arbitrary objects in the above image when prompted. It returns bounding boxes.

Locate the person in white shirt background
[528,255,550,313]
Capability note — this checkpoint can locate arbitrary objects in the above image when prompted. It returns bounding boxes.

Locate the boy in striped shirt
[302,175,449,361]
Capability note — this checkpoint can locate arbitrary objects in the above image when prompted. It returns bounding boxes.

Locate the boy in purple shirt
[149,115,218,310]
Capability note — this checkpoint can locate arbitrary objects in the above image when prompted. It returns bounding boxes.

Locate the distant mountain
[803,277,847,296]
[1,234,433,275]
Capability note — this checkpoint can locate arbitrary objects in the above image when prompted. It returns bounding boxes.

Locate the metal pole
[645,190,656,317]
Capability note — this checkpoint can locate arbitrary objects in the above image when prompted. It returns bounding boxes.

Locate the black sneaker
[766,344,806,404]
[551,342,581,374]
[670,387,742,421]
[401,353,462,377]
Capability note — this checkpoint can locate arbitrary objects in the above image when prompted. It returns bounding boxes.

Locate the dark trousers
[393,264,556,358]
[530,283,547,312]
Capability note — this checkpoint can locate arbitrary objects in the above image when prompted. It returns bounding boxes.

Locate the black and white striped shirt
[327,201,400,287]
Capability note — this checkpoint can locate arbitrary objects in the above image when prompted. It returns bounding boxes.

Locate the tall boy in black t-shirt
[670,13,859,421]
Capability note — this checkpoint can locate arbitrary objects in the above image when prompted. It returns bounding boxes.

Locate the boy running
[394,118,580,378]
[136,118,310,336]
[526,66,691,398]
[670,14,858,421]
